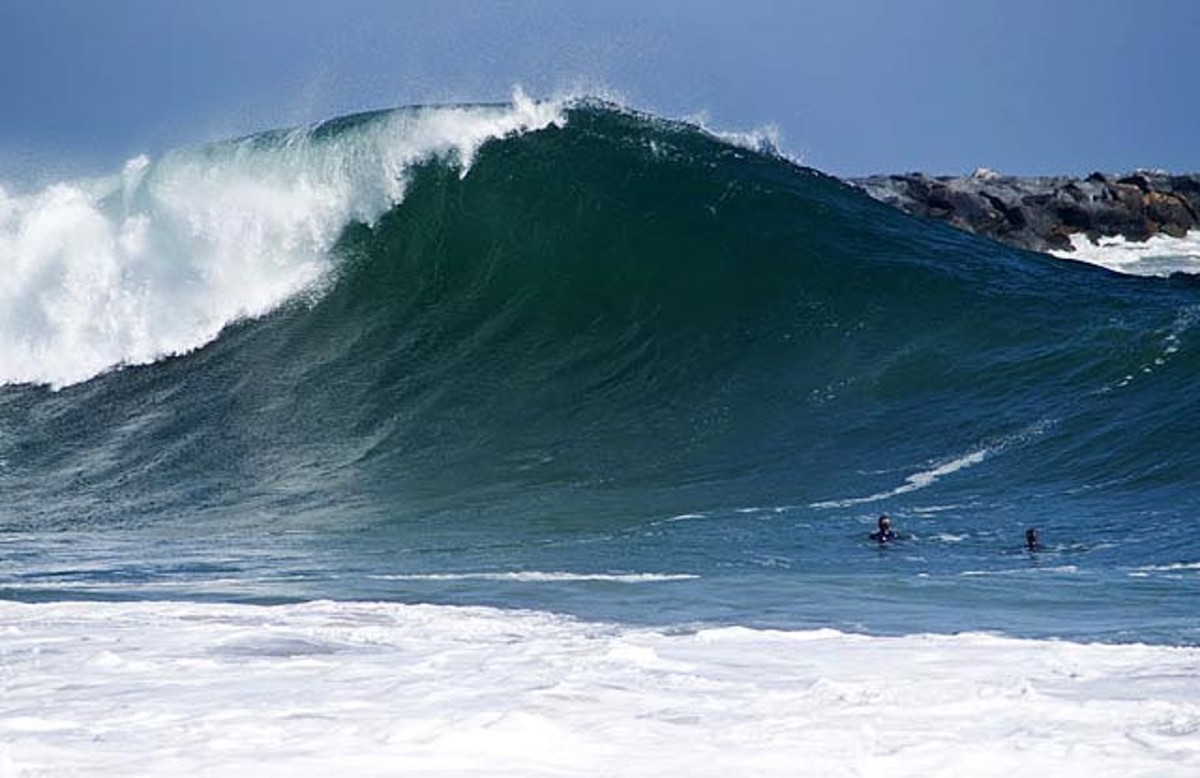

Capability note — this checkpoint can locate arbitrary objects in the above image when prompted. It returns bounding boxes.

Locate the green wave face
[2,103,1198,558]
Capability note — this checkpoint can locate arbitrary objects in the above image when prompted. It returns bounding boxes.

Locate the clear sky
[0,0,1195,182]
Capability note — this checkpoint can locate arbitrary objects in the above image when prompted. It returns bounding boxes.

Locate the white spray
[0,91,565,389]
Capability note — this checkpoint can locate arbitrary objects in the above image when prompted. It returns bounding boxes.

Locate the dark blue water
[2,102,1198,644]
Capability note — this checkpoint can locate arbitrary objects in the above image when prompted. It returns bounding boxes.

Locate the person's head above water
[870,514,895,542]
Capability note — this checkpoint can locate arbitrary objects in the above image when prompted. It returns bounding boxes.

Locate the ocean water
[2,97,1198,775]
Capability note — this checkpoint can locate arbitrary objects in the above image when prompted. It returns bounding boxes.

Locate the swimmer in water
[1025,527,1040,551]
[870,514,896,543]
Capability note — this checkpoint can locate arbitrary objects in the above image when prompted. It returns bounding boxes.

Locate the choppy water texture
[2,99,1199,646]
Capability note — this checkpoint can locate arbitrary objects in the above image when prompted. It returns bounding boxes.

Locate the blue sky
[0,0,1195,182]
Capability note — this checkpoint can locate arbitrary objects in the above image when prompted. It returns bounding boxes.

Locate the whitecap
[369,571,699,583]
[0,90,567,388]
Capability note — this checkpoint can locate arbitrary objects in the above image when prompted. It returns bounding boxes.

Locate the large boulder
[850,171,1200,253]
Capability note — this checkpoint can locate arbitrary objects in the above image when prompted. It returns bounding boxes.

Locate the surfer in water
[1025,527,1041,551]
[870,514,896,543]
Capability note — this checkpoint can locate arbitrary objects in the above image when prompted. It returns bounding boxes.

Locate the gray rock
[850,171,1200,254]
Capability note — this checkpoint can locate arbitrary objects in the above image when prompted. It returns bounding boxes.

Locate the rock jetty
[851,170,1200,253]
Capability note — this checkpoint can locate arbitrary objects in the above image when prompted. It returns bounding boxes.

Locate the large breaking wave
[0,91,564,388]
[1,97,1198,573]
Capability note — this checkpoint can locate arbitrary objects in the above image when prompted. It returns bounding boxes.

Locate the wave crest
[0,91,565,388]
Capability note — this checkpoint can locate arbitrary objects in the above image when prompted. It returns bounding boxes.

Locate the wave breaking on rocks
[852,169,1200,255]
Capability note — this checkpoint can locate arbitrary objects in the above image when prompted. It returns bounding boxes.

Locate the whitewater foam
[810,421,1053,509]
[368,571,698,583]
[1130,562,1200,573]
[810,448,991,509]
[1,600,1197,777]
[1052,230,1200,277]
[0,91,565,388]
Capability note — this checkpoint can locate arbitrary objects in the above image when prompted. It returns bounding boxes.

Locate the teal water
[2,102,1198,644]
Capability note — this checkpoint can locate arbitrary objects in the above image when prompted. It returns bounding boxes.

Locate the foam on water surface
[1052,230,1200,277]
[1,600,1197,777]
[368,571,699,583]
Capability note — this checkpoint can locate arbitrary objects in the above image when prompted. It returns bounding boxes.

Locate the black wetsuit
[870,529,896,543]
